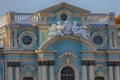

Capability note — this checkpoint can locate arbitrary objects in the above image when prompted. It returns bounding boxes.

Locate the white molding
[20,64,37,80]
[39,35,97,52]
[95,64,107,70]
[91,31,107,48]
[95,64,107,80]
[57,51,79,80]
[21,64,35,71]
[18,31,37,49]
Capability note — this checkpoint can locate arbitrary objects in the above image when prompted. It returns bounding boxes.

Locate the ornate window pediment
[57,51,79,80]
[21,64,37,78]
[58,51,77,64]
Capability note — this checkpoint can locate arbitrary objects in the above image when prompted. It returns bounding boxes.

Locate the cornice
[35,49,56,54]
[2,49,36,54]
[39,35,97,52]
[107,49,120,54]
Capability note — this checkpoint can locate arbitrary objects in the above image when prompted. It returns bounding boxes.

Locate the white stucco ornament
[48,20,89,39]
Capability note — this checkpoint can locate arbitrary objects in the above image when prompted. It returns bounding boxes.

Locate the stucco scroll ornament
[48,21,64,38]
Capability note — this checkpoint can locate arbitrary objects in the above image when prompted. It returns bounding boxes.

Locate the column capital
[114,61,120,66]
[81,60,95,66]
[107,61,120,66]
[38,60,55,66]
[48,61,55,66]
[7,62,20,67]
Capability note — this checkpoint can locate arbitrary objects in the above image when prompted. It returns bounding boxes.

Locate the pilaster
[107,61,120,80]
[8,66,12,80]
[14,27,18,48]
[113,31,118,48]
[81,60,95,80]
[108,31,113,48]
[7,62,20,80]
[81,62,87,80]
[38,61,55,80]
[9,27,18,49]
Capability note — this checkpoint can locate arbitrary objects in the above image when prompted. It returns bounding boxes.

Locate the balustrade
[88,14,109,24]
[14,13,38,24]
[0,12,113,28]
[0,16,7,28]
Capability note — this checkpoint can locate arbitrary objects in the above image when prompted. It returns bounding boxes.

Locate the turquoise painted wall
[46,39,90,80]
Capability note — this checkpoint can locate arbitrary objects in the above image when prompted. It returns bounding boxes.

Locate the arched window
[61,67,75,80]
[95,77,104,80]
[23,77,33,80]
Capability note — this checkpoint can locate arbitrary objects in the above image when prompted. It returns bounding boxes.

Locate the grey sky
[0,0,120,17]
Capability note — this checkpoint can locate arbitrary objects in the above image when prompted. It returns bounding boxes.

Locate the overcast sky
[0,0,120,17]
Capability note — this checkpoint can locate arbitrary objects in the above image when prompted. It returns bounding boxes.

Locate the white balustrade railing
[0,13,39,28]
[15,13,38,24]
[0,16,7,28]
[14,13,39,24]
[0,13,111,27]
[88,14,109,24]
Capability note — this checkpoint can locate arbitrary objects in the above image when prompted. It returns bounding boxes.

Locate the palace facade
[0,2,120,80]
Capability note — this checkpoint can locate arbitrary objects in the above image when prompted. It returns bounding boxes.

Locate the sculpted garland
[48,20,89,39]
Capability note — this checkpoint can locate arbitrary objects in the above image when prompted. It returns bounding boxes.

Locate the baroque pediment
[58,51,77,58]
[38,2,90,14]
[58,51,77,64]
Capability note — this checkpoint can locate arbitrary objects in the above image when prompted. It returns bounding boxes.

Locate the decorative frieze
[81,60,95,65]
[7,62,20,67]
[114,61,120,66]
[107,61,120,66]
[37,61,55,66]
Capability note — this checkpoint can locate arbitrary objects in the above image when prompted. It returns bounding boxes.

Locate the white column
[82,65,87,80]
[49,65,54,80]
[108,66,113,80]
[39,65,47,80]
[115,66,120,80]
[8,67,13,80]
[89,65,94,80]
[15,67,20,80]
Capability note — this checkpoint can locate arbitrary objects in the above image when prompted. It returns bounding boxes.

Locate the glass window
[22,36,32,45]
[61,67,74,80]
[23,77,33,80]
[95,77,104,80]
[94,36,103,45]
[61,14,67,21]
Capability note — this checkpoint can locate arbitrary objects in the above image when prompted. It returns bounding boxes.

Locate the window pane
[61,67,74,80]
[95,77,104,80]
